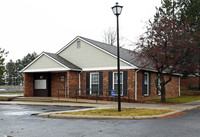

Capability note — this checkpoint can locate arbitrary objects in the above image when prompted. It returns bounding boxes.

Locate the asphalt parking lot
[0,104,83,116]
[0,104,200,137]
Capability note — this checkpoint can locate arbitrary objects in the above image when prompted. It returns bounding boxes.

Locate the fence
[0,85,24,93]
[57,88,133,102]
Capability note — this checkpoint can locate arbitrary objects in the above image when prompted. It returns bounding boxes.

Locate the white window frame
[90,73,99,95]
[157,76,161,95]
[113,72,123,96]
[144,72,149,96]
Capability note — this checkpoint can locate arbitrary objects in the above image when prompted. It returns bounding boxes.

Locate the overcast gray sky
[0,0,161,62]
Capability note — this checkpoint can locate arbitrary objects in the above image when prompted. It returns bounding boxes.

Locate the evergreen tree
[5,52,37,85]
[0,48,8,85]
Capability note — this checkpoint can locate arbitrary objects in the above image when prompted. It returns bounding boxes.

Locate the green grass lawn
[58,108,173,116]
[181,90,200,96]
[0,92,23,95]
[145,90,200,104]
[0,96,7,98]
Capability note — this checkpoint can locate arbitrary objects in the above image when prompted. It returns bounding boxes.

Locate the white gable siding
[58,39,130,69]
[24,55,67,72]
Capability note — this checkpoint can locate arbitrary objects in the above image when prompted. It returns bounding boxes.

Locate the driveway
[0,104,200,137]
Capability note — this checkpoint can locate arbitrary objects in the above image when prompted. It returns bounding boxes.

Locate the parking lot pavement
[1,98,200,120]
[0,104,200,137]
[0,104,84,116]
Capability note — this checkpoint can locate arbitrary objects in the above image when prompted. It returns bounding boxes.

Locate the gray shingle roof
[79,36,143,68]
[44,52,81,70]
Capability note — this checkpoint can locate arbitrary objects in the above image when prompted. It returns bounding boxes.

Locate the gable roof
[44,52,81,70]
[21,52,81,72]
[79,36,143,68]
[21,36,181,75]
[57,36,142,68]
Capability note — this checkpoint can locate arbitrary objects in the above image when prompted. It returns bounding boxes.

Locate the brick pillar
[24,73,34,97]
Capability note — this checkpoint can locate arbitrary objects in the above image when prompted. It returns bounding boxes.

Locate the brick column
[24,73,34,97]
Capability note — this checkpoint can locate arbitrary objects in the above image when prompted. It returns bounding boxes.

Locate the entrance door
[34,73,51,97]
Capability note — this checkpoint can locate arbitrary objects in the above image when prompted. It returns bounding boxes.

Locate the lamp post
[112,2,123,112]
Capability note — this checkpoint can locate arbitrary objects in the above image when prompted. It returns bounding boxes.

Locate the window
[157,76,161,95]
[34,80,46,89]
[90,73,99,94]
[77,41,81,48]
[144,72,149,95]
[113,72,123,95]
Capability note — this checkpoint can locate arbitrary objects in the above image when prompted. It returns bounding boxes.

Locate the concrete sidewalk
[0,97,200,119]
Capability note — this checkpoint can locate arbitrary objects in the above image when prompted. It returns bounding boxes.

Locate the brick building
[21,36,180,101]
[181,75,200,90]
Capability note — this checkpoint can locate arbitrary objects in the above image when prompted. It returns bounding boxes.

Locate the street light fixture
[112,2,123,112]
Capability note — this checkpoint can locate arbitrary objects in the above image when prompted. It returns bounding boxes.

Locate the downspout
[79,71,82,95]
[179,76,181,96]
[135,69,140,101]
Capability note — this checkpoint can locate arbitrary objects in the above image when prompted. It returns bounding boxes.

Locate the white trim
[44,53,71,70]
[42,53,82,71]
[20,52,82,73]
[65,73,68,98]
[56,36,138,68]
[83,66,135,71]
[113,72,123,96]
[179,77,181,96]
[23,68,69,73]
[80,38,136,68]
[144,72,149,96]
[140,68,182,76]
[20,52,44,72]
[135,69,140,100]
[90,72,99,95]
[79,72,82,95]
[187,74,199,77]
[57,36,79,54]
[157,75,161,95]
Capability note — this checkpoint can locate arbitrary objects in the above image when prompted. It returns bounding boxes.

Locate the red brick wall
[181,76,199,90]
[67,71,79,90]
[137,71,179,101]
[80,69,135,100]
[51,71,80,97]
[23,70,180,101]
[24,73,34,97]
[67,71,80,96]
[165,75,179,98]
[51,72,66,97]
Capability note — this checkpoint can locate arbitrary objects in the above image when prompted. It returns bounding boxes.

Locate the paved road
[0,104,200,137]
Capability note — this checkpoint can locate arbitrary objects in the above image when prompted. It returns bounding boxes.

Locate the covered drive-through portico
[24,71,80,97]
[21,52,82,97]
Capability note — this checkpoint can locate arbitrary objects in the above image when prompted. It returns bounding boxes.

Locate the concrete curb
[1,99,200,120]
[0,97,17,101]
[37,109,185,120]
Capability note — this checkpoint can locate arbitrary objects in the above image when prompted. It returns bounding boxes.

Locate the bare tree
[136,0,199,102]
[103,27,117,46]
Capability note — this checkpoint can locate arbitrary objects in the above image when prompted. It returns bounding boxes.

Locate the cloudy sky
[0,0,161,62]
